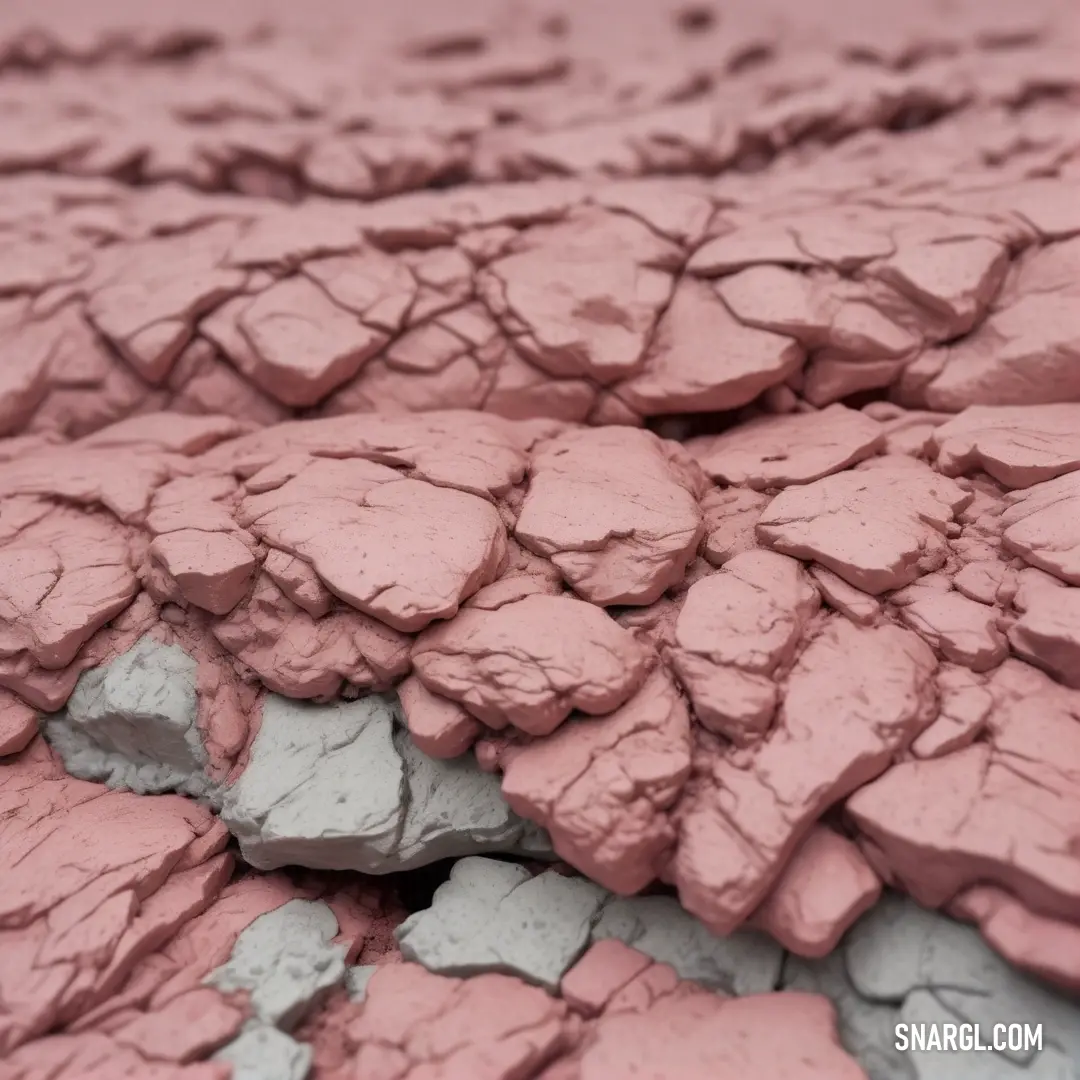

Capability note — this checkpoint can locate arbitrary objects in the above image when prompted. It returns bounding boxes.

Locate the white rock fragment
[43,636,215,799]
[786,893,1080,1080]
[395,857,784,998]
[204,899,346,1031]
[844,894,1080,1076]
[396,857,608,992]
[345,965,378,1002]
[219,693,547,872]
[212,1026,312,1080]
[592,894,784,996]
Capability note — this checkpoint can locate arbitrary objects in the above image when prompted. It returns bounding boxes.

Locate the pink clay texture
[3,0,1080,1076]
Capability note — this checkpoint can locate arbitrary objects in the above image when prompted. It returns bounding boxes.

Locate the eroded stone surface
[501,669,692,894]
[43,636,213,799]
[847,660,1080,930]
[844,893,1080,1076]
[998,471,1080,586]
[673,616,938,935]
[687,405,884,490]
[750,826,882,959]
[548,979,866,1080]
[591,894,783,996]
[514,427,704,606]
[204,899,346,1030]
[0,739,233,1056]
[238,455,509,632]
[614,276,805,415]
[220,692,545,873]
[212,1026,313,1080]
[411,593,650,736]
[670,550,820,744]
[756,461,972,594]
[396,857,607,992]
[930,404,1080,489]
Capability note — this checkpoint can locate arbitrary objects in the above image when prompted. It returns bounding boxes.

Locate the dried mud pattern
[3,0,1080,1078]
[4,165,1080,437]
[1,0,1080,440]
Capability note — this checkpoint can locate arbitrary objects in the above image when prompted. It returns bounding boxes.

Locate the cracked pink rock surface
[949,885,1080,995]
[687,405,885,490]
[0,739,233,1055]
[396,674,482,759]
[0,504,138,670]
[699,486,771,567]
[1,159,1079,435]
[756,459,973,594]
[847,658,1080,928]
[929,403,1080,489]
[997,469,1080,585]
[914,238,1080,411]
[338,963,577,1080]
[514,427,705,606]
[206,275,387,408]
[546,975,865,1080]
[303,944,864,1080]
[501,669,693,895]
[3,0,1080,1074]
[748,826,882,959]
[150,530,257,617]
[3,396,1080,1065]
[613,276,805,416]
[672,616,938,935]
[2,736,405,1078]
[670,550,820,744]
[896,589,1009,672]
[0,687,37,755]
[238,456,508,632]
[412,594,650,736]
[478,209,677,384]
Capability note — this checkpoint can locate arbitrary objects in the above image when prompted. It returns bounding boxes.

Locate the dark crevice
[422,161,474,190]
[387,852,565,913]
[674,6,718,36]
[977,29,1042,52]
[838,385,896,411]
[646,406,746,442]
[539,14,570,40]
[841,46,887,68]
[406,34,488,61]
[389,858,458,912]
[1005,84,1078,111]
[143,32,221,63]
[0,34,221,75]
[883,97,958,133]
[727,44,775,76]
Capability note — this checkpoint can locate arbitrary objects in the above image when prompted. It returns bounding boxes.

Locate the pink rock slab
[411,593,650,736]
